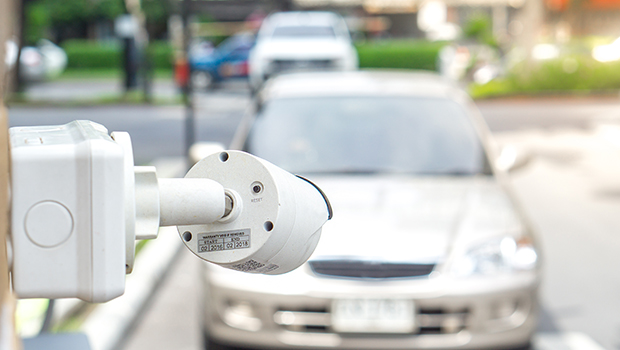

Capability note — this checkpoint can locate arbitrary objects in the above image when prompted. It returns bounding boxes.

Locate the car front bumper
[201,266,539,350]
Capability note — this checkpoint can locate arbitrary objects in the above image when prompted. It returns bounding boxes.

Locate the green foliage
[148,41,173,69]
[58,68,123,79]
[93,0,126,20]
[355,40,447,71]
[468,79,514,99]
[62,40,121,69]
[463,15,489,39]
[25,2,50,45]
[62,40,173,70]
[511,57,620,91]
[43,0,90,24]
[470,56,620,99]
[40,0,125,25]
[142,0,172,25]
[196,13,216,23]
[463,14,498,48]
[24,0,125,47]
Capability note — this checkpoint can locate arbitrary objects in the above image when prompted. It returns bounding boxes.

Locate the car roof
[260,70,466,101]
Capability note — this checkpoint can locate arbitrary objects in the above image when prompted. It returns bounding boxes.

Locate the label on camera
[197,229,251,253]
[230,259,280,273]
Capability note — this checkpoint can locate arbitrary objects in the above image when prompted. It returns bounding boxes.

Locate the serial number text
[198,229,251,253]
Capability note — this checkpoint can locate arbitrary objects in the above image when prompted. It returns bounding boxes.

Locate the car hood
[308,175,523,265]
[254,39,352,60]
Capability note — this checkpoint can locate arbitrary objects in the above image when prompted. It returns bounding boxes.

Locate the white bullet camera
[178,150,332,275]
[8,121,331,302]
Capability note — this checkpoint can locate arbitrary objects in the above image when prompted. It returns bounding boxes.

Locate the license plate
[331,298,415,333]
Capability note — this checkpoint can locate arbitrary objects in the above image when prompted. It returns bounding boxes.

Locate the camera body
[179,151,331,275]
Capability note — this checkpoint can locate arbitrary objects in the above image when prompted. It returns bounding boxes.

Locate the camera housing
[178,151,331,274]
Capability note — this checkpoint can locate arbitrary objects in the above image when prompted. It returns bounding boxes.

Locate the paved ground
[122,250,203,350]
[478,97,620,132]
[480,98,620,350]
[9,80,249,165]
[23,78,178,102]
[491,126,620,350]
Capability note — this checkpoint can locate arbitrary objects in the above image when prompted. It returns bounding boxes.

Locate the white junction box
[10,120,126,302]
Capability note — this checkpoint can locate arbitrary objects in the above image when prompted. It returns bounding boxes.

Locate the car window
[245,96,491,176]
[216,35,253,56]
[271,26,336,38]
[228,46,250,58]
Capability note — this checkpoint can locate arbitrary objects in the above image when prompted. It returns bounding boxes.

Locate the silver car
[200,71,541,350]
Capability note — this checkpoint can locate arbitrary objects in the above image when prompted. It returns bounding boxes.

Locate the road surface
[8,81,249,165]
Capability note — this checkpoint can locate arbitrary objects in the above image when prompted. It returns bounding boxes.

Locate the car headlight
[451,236,538,277]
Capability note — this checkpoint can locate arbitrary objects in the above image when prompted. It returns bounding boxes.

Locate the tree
[26,0,126,42]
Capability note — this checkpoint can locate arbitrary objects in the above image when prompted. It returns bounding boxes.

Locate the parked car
[5,39,67,82]
[248,11,358,91]
[190,32,255,90]
[200,71,540,350]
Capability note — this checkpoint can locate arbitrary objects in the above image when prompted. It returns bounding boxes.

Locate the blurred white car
[248,11,358,91]
[5,39,67,82]
[200,71,541,350]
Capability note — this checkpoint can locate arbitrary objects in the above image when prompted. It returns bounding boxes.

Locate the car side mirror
[495,145,532,172]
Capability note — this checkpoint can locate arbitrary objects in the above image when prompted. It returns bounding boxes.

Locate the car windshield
[271,26,336,38]
[245,96,491,175]
[216,34,253,56]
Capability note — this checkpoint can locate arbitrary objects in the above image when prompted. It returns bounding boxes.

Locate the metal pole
[182,0,195,169]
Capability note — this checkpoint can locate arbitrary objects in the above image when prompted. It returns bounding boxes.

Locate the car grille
[270,59,335,73]
[273,307,471,334]
[309,260,435,279]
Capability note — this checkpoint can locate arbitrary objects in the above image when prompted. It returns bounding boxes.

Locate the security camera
[178,150,332,275]
[8,120,331,302]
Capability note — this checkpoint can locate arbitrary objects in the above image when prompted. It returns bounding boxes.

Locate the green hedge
[470,56,620,99]
[355,40,447,71]
[62,40,173,70]
[147,41,173,69]
[63,40,121,69]
[510,57,620,91]
[62,39,447,71]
